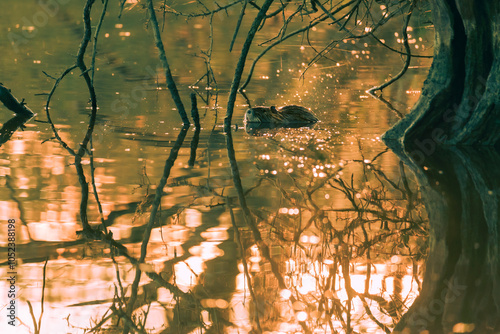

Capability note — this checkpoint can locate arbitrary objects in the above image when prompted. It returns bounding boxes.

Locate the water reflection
[245,122,317,136]
[0,118,429,333]
[226,128,428,333]
[0,1,438,333]
[0,115,33,147]
[388,144,500,334]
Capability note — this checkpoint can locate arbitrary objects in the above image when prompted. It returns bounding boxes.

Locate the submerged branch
[0,114,33,148]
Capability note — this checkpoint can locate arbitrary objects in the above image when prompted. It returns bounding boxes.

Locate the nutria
[244,105,318,125]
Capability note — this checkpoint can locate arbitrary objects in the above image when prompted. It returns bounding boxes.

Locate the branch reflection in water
[0,0,443,332]
[1,65,429,333]
[0,114,33,148]
[222,127,428,333]
[1,107,431,333]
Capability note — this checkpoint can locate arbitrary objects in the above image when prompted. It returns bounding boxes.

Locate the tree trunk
[386,143,500,333]
[383,0,500,150]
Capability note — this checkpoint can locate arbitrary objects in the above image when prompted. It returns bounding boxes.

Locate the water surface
[0,1,437,333]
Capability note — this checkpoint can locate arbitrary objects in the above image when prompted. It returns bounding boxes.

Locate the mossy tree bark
[384,0,500,151]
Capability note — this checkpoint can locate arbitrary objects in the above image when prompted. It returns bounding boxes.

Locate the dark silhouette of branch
[161,0,245,18]
[76,0,99,157]
[190,92,201,128]
[189,94,201,167]
[239,0,357,91]
[229,0,249,52]
[302,2,411,78]
[223,0,275,132]
[0,83,34,117]
[265,0,291,18]
[0,114,32,147]
[146,0,190,125]
[368,2,415,94]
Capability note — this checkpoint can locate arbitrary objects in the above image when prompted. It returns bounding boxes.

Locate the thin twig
[146,0,190,125]
[370,32,432,58]
[91,0,109,84]
[229,0,249,52]
[240,0,358,91]
[368,2,415,94]
[44,66,78,156]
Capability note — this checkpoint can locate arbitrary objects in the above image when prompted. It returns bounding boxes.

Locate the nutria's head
[245,106,282,123]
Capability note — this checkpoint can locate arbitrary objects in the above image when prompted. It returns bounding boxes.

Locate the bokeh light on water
[0,1,434,333]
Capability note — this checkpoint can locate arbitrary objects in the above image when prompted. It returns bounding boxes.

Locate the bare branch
[368,2,415,94]
[146,0,190,125]
[223,0,276,131]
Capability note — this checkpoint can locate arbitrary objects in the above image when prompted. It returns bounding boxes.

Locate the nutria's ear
[271,106,278,113]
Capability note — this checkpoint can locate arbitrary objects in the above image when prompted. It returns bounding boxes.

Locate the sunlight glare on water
[0,1,435,333]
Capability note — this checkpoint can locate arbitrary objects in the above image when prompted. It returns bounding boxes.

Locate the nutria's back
[245,105,318,125]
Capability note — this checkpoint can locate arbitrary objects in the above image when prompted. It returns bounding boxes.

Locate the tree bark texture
[384,0,500,148]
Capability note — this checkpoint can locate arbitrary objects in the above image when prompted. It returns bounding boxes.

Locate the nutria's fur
[245,105,318,125]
